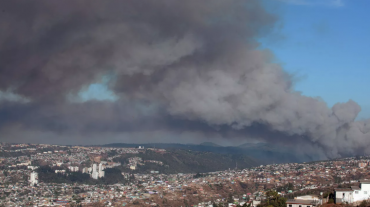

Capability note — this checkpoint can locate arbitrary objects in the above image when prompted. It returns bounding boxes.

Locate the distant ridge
[102,142,316,164]
[238,142,267,148]
[237,142,291,153]
[199,142,221,147]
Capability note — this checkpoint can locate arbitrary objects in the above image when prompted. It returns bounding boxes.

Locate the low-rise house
[286,199,319,207]
[335,180,370,203]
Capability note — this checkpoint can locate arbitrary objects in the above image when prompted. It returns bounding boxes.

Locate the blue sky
[76,75,117,102]
[77,0,370,119]
[261,0,370,119]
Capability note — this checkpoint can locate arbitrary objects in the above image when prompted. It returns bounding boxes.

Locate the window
[355,191,359,194]
[299,205,302,207]
[289,205,292,207]
[364,191,367,194]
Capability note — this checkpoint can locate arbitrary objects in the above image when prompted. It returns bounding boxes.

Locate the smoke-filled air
[0,0,369,159]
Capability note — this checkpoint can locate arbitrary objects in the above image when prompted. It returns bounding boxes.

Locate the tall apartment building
[98,163,105,178]
[29,171,38,186]
[91,163,105,179]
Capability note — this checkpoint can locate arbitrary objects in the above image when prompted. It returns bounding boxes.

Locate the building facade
[335,181,370,204]
[286,195,320,207]
[29,171,38,186]
[91,163,105,179]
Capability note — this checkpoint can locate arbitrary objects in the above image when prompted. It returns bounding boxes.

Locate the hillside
[104,142,315,164]
[236,142,312,163]
[113,149,257,174]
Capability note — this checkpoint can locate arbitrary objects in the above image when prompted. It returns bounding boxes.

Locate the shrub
[360,200,368,207]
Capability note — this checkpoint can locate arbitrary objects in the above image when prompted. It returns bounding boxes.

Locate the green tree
[333,176,342,184]
[287,183,294,190]
[259,191,287,207]
[322,192,330,198]
[227,193,234,203]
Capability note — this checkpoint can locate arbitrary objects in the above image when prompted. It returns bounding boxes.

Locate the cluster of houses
[3,143,370,206]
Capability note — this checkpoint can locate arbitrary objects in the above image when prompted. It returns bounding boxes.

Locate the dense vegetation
[105,142,315,164]
[113,149,257,174]
[0,151,26,157]
[257,191,286,207]
[37,166,127,185]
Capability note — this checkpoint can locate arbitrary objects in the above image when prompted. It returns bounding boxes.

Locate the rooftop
[334,188,353,192]
[287,199,319,205]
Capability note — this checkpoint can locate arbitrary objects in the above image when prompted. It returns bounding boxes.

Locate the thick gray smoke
[0,0,369,158]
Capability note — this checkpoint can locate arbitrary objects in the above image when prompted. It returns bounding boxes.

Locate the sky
[261,0,370,120]
[78,0,370,119]
[1,0,370,159]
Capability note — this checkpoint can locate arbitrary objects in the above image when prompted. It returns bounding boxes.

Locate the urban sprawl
[1,143,370,207]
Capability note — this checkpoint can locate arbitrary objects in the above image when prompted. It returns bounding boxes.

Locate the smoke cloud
[0,0,368,159]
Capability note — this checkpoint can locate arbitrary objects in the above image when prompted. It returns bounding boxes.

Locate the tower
[29,171,38,186]
[98,163,105,178]
[91,164,99,179]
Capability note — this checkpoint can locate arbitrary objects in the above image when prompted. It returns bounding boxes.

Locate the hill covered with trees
[113,149,257,174]
[37,166,128,185]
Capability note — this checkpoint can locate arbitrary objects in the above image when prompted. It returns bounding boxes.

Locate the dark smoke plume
[0,0,369,159]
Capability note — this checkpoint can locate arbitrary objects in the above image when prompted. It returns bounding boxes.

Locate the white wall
[336,191,353,203]
[353,183,370,202]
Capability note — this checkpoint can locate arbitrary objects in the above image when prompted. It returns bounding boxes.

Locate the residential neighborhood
[1,143,370,206]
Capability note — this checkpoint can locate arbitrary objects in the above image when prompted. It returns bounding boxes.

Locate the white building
[359,163,367,168]
[82,167,91,174]
[91,163,105,179]
[91,164,99,179]
[17,161,31,166]
[335,180,370,203]
[55,169,66,174]
[98,163,105,178]
[335,188,354,203]
[68,166,79,172]
[29,171,38,186]
[27,166,38,170]
[287,195,321,207]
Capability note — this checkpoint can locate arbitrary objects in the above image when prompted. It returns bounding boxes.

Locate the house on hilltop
[335,180,370,204]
